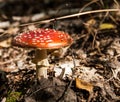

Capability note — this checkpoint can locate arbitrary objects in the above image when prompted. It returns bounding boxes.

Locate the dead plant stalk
[20,9,119,26]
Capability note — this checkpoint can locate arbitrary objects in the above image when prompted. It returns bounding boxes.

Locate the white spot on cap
[46,39,53,43]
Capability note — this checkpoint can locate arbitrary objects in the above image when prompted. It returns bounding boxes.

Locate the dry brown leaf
[0,38,12,48]
[6,27,19,34]
[76,78,93,93]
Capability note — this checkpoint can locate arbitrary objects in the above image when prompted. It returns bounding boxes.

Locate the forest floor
[0,0,120,102]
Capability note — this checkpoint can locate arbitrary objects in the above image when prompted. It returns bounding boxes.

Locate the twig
[113,0,120,8]
[29,85,65,97]
[79,0,99,13]
[20,9,119,26]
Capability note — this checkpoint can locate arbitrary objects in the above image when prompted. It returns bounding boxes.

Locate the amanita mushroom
[12,28,73,79]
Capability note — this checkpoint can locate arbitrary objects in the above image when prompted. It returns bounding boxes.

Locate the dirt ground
[0,0,120,102]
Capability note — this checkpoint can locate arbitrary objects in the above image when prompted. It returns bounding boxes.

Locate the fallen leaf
[0,21,10,28]
[0,38,12,48]
[76,78,93,93]
[99,23,116,30]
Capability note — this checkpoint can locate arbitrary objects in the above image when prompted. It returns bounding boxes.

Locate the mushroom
[12,28,73,79]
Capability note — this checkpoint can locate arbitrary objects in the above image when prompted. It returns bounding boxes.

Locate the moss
[6,91,21,102]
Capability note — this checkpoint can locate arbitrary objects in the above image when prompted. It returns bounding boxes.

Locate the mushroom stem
[33,49,49,79]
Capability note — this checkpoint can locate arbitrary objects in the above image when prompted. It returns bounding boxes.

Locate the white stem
[33,49,49,79]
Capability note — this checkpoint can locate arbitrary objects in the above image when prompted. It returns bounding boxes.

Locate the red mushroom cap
[13,28,73,49]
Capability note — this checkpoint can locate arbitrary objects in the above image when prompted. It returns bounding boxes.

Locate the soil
[0,0,120,102]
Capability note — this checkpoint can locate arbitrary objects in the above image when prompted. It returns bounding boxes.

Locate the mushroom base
[36,65,48,79]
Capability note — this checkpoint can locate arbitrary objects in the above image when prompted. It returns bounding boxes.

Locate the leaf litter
[0,0,120,102]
